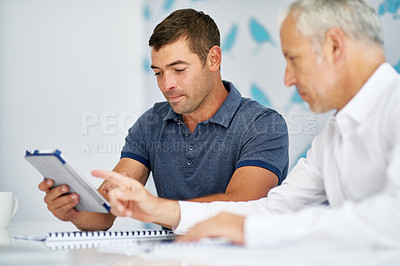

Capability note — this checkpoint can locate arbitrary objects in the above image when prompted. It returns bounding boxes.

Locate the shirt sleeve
[176,134,400,248]
[244,109,400,248]
[174,199,272,234]
[236,110,289,184]
[245,154,400,248]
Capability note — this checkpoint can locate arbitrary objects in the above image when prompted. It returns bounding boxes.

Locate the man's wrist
[153,198,181,228]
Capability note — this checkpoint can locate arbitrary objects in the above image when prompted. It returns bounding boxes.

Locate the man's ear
[207,46,222,71]
[323,28,346,63]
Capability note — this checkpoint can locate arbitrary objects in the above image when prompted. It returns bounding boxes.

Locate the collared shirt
[121,81,289,200]
[176,63,400,248]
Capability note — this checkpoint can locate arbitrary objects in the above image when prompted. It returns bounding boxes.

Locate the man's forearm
[188,168,278,203]
[187,192,262,203]
[72,212,116,231]
[187,193,231,203]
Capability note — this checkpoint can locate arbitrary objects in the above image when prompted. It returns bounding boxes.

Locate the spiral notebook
[14,229,176,242]
[14,229,176,251]
[13,230,234,252]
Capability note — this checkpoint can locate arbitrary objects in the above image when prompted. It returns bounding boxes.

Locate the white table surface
[1,221,400,266]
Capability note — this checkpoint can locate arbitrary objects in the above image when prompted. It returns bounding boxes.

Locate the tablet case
[25,150,110,213]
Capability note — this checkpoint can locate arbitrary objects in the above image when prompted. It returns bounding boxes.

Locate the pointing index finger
[91,170,140,191]
[91,170,125,184]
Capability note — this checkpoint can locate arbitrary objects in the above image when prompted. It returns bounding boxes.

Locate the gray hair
[279,0,384,49]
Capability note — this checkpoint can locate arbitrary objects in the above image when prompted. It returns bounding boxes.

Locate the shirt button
[189,145,194,151]
[185,132,189,137]
[177,122,181,125]
[187,160,192,166]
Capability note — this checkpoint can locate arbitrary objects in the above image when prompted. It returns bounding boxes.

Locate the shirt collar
[335,63,397,138]
[163,80,242,128]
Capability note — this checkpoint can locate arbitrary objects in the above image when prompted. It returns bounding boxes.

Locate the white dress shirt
[174,63,400,248]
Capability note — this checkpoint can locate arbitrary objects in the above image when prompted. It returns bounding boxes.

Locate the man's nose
[160,72,176,92]
[284,66,297,87]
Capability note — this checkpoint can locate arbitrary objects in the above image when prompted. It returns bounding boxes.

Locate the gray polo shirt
[121,81,288,200]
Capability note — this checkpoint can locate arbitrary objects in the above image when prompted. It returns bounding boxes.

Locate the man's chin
[169,104,187,115]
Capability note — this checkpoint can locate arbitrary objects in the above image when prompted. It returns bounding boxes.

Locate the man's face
[151,38,213,116]
[280,15,338,113]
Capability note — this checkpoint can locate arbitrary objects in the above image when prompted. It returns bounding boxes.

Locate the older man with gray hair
[93,0,400,248]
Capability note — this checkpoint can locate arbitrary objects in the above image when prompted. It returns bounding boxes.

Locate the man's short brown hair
[148,9,220,64]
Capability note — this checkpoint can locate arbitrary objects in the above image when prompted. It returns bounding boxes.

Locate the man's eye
[175,69,185,72]
[154,72,161,76]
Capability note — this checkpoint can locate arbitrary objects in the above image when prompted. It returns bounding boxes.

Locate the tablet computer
[25,149,110,213]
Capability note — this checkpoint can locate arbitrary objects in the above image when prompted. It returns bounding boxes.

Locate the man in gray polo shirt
[121,79,288,201]
[38,8,288,231]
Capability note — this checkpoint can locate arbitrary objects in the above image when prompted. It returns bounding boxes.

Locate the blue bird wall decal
[394,59,400,73]
[249,18,276,47]
[222,24,238,52]
[251,83,272,107]
[377,0,400,18]
[143,4,151,20]
[163,0,175,11]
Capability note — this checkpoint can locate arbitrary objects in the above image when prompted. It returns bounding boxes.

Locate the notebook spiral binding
[46,229,173,241]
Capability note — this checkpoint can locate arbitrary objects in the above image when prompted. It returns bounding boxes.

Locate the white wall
[0,0,146,226]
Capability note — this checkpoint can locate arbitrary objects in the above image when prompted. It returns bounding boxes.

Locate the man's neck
[183,81,228,133]
[337,45,386,111]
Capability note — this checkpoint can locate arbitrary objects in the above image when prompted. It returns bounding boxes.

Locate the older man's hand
[178,212,245,245]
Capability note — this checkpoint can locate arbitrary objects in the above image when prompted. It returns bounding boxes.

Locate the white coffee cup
[0,192,18,229]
